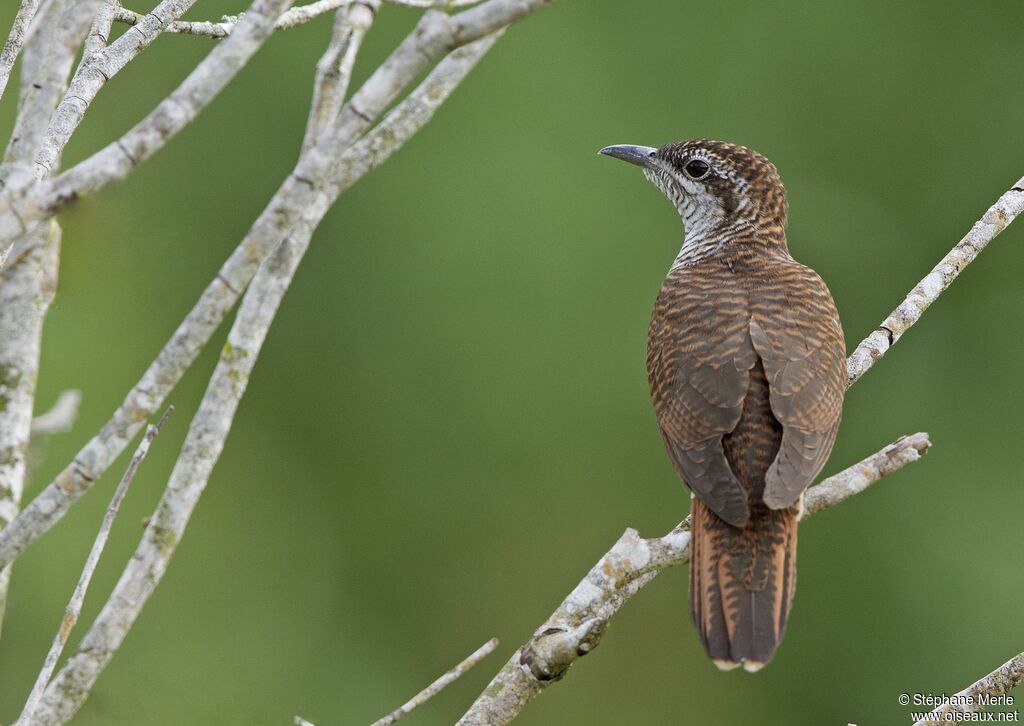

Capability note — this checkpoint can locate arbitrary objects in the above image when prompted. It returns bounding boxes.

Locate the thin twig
[13,406,173,726]
[33,0,258,182]
[371,638,499,726]
[0,0,43,102]
[457,433,931,726]
[1,0,104,180]
[29,0,192,180]
[846,179,1024,386]
[386,0,482,6]
[30,389,83,436]
[301,1,379,152]
[803,433,931,514]
[42,0,550,207]
[112,0,482,37]
[913,651,1024,725]
[113,0,346,39]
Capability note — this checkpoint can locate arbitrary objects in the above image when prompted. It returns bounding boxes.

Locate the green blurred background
[1,0,1023,723]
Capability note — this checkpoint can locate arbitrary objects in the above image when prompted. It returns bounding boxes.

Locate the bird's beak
[598,144,658,168]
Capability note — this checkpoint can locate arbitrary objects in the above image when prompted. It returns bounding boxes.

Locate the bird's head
[600,139,788,250]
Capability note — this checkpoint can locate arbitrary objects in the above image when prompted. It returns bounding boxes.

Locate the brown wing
[748,262,846,509]
[647,263,757,527]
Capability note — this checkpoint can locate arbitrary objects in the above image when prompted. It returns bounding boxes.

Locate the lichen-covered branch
[370,638,499,726]
[2,0,103,180]
[386,0,482,6]
[320,27,504,199]
[0,0,302,571]
[913,651,1024,725]
[112,0,348,39]
[112,0,485,38]
[0,221,59,636]
[457,433,931,726]
[31,26,513,725]
[0,0,42,103]
[301,1,379,153]
[0,0,552,578]
[33,0,203,180]
[39,0,293,205]
[44,0,550,208]
[33,226,308,720]
[13,408,171,726]
[846,178,1024,386]
[0,0,93,635]
[80,0,116,56]
[802,433,930,514]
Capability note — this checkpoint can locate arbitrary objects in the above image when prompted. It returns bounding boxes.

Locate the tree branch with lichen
[0,0,553,584]
[846,178,1024,386]
[456,434,930,726]
[363,638,499,726]
[14,408,172,726]
[33,34,510,719]
[911,651,1024,725]
[0,0,554,720]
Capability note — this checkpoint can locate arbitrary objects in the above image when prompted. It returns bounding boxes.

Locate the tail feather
[690,496,798,670]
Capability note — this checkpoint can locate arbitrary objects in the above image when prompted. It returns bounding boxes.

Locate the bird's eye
[684,159,710,179]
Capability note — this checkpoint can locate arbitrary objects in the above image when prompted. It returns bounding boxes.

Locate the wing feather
[749,266,846,509]
[648,265,755,527]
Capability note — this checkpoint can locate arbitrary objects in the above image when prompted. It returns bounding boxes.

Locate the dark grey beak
[599,144,658,168]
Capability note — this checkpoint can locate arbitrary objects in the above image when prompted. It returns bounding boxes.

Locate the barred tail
[689,496,798,672]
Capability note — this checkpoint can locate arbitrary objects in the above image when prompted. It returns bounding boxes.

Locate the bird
[599,139,846,671]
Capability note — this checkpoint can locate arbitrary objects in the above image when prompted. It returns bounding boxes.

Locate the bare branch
[846,178,1024,386]
[913,651,1024,725]
[33,0,203,180]
[450,0,550,44]
[386,0,482,6]
[457,433,931,726]
[0,0,91,635]
[371,638,499,726]
[81,0,115,56]
[0,0,553,578]
[322,27,503,195]
[113,0,348,39]
[30,198,316,725]
[276,0,353,28]
[803,432,931,515]
[37,0,291,199]
[30,389,82,436]
[33,29,508,723]
[2,0,103,176]
[43,0,550,207]
[0,0,43,102]
[0,0,290,569]
[0,220,60,637]
[302,1,379,152]
[14,407,172,726]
